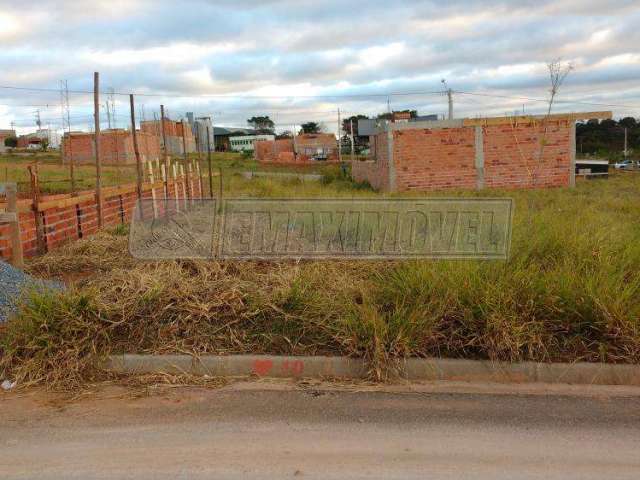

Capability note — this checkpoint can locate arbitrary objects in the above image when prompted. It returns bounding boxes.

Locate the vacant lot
[1,165,639,387]
[0,151,341,196]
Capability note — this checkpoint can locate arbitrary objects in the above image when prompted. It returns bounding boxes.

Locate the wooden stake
[195,161,203,201]
[94,71,103,228]
[129,94,144,219]
[206,126,213,197]
[28,165,46,254]
[187,162,194,206]
[160,105,169,200]
[194,130,203,199]
[171,163,180,212]
[179,164,188,210]
[160,162,167,200]
[147,161,158,219]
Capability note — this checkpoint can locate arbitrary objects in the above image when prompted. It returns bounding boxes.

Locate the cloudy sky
[1,0,638,134]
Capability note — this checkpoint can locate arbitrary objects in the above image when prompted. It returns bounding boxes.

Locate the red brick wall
[17,136,41,149]
[141,119,178,137]
[255,139,295,163]
[255,135,340,165]
[482,122,571,189]
[354,120,573,192]
[140,120,195,154]
[0,169,204,261]
[62,131,161,165]
[395,127,476,191]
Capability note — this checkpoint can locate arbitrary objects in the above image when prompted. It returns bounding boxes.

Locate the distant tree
[300,122,321,134]
[619,117,637,129]
[577,117,639,157]
[4,136,17,148]
[247,116,275,134]
[40,138,49,152]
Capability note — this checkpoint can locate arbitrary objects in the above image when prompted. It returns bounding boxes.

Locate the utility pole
[292,124,297,155]
[160,104,169,199]
[60,79,75,192]
[623,127,628,159]
[93,71,103,228]
[337,108,342,163]
[181,118,189,163]
[105,98,111,129]
[441,79,453,120]
[206,126,214,198]
[349,118,355,160]
[109,88,116,129]
[130,94,143,215]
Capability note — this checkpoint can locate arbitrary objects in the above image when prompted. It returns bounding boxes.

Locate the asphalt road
[2,382,640,479]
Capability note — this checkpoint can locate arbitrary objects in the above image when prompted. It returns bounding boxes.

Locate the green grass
[0,150,346,196]
[0,151,139,195]
[1,168,639,387]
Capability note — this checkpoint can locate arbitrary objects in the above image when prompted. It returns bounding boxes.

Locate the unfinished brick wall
[140,119,196,154]
[351,115,585,192]
[255,134,339,165]
[395,127,477,191]
[295,133,339,162]
[141,119,177,137]
[351,133,390,190]
[482,123,571,189]
[62,130,161,165]
[0,168,204,261]
[255,139,295,164]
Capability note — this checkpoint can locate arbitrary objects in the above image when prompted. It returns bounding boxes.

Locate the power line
[0,83,443,100]
[454,91,640,109]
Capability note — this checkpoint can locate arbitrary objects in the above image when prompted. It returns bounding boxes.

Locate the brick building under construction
[61,129,161,165]
[351,111,611,192]
[255,133,339,164]
[140,119,196,155]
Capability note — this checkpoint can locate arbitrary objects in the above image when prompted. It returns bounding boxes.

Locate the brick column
[569,122,576,188]
[474,126,485,190]
[386,123,396,193]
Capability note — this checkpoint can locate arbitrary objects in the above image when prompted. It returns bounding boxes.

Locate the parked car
[614,159,636,169]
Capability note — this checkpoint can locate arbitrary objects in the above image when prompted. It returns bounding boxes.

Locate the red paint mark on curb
[253,359,273,376]
[282,360,304,376]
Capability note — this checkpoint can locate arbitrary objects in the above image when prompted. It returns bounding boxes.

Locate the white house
[229,134,275,152]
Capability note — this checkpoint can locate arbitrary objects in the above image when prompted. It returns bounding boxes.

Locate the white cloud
[0,0,638,134]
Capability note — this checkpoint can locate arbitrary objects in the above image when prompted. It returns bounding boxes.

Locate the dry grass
[2,173,640,388]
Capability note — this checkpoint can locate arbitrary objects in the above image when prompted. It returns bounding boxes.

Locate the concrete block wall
[353,119,574,192]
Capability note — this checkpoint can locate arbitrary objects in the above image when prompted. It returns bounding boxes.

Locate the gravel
[0,260,64,323]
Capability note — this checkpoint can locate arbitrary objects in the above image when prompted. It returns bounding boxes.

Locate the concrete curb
[104,354,640,386]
